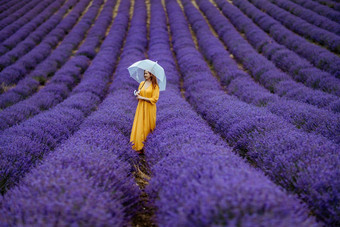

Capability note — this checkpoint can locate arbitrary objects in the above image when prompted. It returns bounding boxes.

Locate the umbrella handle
[135,81,145,95]
[134,90,141,95]
[134,81,146,96]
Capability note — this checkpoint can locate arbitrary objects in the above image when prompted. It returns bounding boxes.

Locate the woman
[130,70,160,153]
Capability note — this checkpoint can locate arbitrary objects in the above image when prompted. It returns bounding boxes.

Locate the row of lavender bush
[246,0,340,54]
[0,0,109,130]
[184,0,339,144]
[232,0,340,77]
[142,0,318,226]
[289,0,340,23]
[0,0,55,38]
[0,0,128,195]
[0,0,68,59]
[268,0,340,35]
[0,0,91,89]
[189,0,340,113]
[208,0,340,113]
[313,0,340,10]
[0,0,19,12]
[0,0,31,21]
[0,3,142,224]
[0,0,80,106]
[212,0,340,98]
[0,0,13,7]
[169,0,339,224]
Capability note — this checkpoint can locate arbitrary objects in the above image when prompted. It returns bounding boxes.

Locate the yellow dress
[130,81,160,151]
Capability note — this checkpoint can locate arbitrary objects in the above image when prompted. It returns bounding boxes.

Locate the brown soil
[131,153,157,227]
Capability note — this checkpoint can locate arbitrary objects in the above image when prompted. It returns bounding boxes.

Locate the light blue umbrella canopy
[127,59,166,91]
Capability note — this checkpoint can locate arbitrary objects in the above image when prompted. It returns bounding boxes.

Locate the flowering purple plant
[0,0,120,129]
[0,0,67,59]
[187,0,340,143]
[267,0,340,35]
[0,0,92,87]
[244,0,340,54]
[0,0,129,195]
[232,0,340,77]
[288,0,340,23]
[0,0,54,35]
[165,0,340,225]
[210,0,340,98]
[141,0,319,226]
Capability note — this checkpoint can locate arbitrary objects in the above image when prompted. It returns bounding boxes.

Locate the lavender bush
[0,0,130,194]
[0,0,149,225]
[245,0,340,53]
[0,0,91,88]
[232,0,340,77]
[212,0,340,97]
[191,0,340,113]
[289,0,340,23]
[313,0,340,10]
[0,133,138,226]
[166,0,340,224]
[0,0,338,225]
[268,0,340,35]
[142,0,318,226]
[0,0,32,21]
[0,0,71,60]
[189,0,340,143]
[0,0,55,38]
[0,0,115,130]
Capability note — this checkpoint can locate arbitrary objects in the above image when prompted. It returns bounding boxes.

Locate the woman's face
[144,70,151,80]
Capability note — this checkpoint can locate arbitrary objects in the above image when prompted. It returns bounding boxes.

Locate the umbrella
[127,59,166,91]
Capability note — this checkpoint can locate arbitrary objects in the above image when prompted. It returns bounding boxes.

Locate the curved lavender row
[188,0,340,143]
[0,0,55,37]
[0,15,143,219]
[0,0,69,58]
[0,0,11,6]
[75,0,117,59]
[105,0,148,137]
[0,56,89,131]
[232,0,340,77]
[246,0,340,54]
[0,0,31,21]
[203,0,340,113]
[212,0,340,97]
[0,143,137,226]
[0,1,150,224]
[289,0,340,23]
[188,0,340,112]
[0,0,39,27]
[0,2,143,222]
[0,0,109,130]
[169,0,339,224]
[0,0,17,11]
[0,0,89,108]
[313,0,340,10]
[143,1,318,225]
[0,0,130,194]
[0,0,92,89]
[268,0,340,35]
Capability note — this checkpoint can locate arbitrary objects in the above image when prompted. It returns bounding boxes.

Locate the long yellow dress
[130,81,160,151]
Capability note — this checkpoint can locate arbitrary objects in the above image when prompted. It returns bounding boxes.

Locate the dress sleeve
[149,85,160,105]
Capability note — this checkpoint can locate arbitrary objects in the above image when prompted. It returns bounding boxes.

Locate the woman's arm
[136,85,159,104]
[136,95,151,103]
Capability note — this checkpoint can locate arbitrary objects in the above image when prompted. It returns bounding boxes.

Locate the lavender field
[0,0,339,226]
